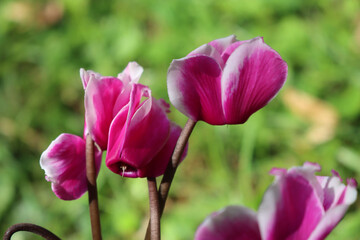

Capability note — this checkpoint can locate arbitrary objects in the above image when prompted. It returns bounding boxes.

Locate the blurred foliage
[0,0,360,239]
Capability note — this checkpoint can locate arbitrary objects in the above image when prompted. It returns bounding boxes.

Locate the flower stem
[144,119,196,240]
[147,177,160,240]
[3,223,61,240]
[86,134,102,240]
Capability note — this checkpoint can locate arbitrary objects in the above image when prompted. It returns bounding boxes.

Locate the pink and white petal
[317,175,346,211]
[221,40,252,63]
[40,134,102,200]
[269,167,287,177]
[195,206,261,240]
[208,35,237,56]
[258,170,324,240]
[188,44,224,68]
[291,164,324,201]
[85,75,126,150]
[138,123,186,178]
[80,68,102,90]
[167,55,225,125]
[303,162,322,172]
[308,204,356,240]
[308,179,357,240]
[221,37,288,124]
[117,61,144,84]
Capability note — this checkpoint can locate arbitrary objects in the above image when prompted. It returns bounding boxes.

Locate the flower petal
[308,178,358,240]
[195,206,261,240]
[221,37,288,124]
[188,43,224,68]
[258,165,324,240]
[138,123,186,178]
[117,61,144,84]
[85,75,127,150]
[167,55,225,124]
[221,39,254,63]
[80,68,102,90]
[40,134,102,200]
[106,86,170,178]
[208,35,237,56]
[309,182,357,240]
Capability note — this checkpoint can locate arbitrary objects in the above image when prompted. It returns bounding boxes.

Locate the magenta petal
[85,75,127,150]
[106,89,171,178]
[258,166,324,240]
[138,123,186,178]
[221,37,288,124]
[106,84,151,177]
[40,134,102,200]
[117,97,170,176]
[195,206,261,240]
[167,55,225,124]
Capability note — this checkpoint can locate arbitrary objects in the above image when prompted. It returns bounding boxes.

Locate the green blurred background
[1,0,360,239]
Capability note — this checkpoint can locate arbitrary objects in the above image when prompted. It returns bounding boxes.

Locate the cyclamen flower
[40,133,102,200]
[84,62,186,178]
[195,162,358,240]
[41,62,184,200]
[167,35,288,125]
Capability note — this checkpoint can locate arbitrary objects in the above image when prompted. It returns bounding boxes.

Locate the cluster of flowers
[195,163,357,240]
[40,62,185,200]
[40,35,357,239]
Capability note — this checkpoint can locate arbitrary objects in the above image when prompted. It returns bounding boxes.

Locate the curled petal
[167,55,225,124]
[221,37,288,124]
[308,183,357,240]
[106,87,170,178]
[208,35,237,56]
[195,206,261,240]
[188,44,224,68]
[85,75,127,150]
[221,39,253,63]
[80,68,102,90]
[40,134,102,200]
[308,176,358,240]
[117,61,144,84]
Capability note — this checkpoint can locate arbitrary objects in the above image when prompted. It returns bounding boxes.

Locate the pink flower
[83,62,186,178]
[41,62,179,200]
[40,133,102,200]
[167,35,288,125]
[104,84,185,178]
[195,162,358,240]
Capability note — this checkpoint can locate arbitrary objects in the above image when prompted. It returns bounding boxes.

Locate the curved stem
[3,223,61,240]
[147,177,160,240]
[86,134,102,240]
[144,119,196,240]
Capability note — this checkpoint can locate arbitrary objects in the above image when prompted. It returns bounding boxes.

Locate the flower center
[118,162,137,177]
